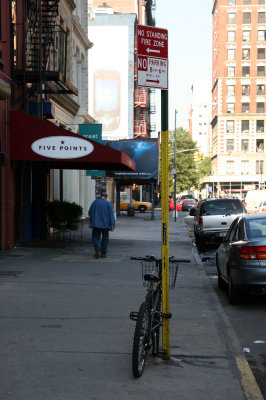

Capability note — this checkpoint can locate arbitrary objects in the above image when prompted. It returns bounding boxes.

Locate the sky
[154,0,213,132]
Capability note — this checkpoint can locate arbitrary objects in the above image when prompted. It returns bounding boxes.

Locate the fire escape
[11,0,76,113]
[133,0,156,138]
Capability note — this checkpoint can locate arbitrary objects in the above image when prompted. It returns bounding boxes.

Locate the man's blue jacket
[88,198,115,230]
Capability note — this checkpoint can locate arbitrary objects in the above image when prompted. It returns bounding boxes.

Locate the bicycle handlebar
[130,255,190,263]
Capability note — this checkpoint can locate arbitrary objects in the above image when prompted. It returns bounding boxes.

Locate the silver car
[216,214,266,304]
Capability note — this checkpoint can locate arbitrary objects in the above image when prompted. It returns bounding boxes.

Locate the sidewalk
[0,212,261,399]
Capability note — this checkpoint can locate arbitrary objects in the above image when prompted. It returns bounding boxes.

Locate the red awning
[9,111,135,171]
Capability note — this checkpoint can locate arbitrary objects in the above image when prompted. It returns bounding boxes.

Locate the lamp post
[174,110,178,222]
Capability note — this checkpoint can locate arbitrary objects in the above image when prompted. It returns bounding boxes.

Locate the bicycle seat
[144,273,160,282]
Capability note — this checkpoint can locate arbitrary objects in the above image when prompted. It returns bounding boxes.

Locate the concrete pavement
[0,211,263,400]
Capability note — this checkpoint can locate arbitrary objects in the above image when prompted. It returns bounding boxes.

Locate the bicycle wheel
[132,301,150,378]
[152,290,161,356]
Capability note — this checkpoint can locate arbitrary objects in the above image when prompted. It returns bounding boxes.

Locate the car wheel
[228,273,242,305]
[139,205,146,213]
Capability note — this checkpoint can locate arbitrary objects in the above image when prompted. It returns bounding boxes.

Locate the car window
[200,200,243,216]
[246,218,266,237]
[121,197,130,203]
[225,217,239,242]
[234,218,245,241]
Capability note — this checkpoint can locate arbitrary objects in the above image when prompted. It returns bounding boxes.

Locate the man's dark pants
[92,228,109,255]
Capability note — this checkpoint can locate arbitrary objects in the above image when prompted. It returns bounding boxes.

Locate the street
[193,228,266,399]
[0,209,265,400]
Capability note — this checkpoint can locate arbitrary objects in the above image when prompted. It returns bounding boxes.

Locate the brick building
[201,0,266,199]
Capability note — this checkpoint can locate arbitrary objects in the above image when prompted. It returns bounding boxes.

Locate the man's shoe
[101,254,107,258]
[95,249,100,259]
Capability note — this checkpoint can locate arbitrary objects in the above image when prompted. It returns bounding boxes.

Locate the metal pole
[161,89,170,359]
[174,110,177,222]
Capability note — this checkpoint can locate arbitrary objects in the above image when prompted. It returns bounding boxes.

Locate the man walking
[88,191,115,259]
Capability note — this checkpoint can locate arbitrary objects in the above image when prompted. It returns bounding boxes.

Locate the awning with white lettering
[10,111,135,171]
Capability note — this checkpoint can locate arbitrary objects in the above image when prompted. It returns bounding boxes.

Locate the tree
[198,156,211,177]
[167,128,199,193]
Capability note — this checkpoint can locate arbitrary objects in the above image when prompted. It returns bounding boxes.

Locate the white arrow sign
[137,56,168,90]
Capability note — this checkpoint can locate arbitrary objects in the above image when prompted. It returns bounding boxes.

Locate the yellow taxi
[120,195,152,213]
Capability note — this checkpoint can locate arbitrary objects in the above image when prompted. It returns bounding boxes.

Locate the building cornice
[73,16,93,50]
[65,0,76,12]
[50,93,80,116]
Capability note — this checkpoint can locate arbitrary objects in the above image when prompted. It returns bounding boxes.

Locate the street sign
[137,55,168,89]
[137,25,168,59]
[137,25,168,90]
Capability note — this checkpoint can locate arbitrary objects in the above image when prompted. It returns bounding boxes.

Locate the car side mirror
[189,207,197,216]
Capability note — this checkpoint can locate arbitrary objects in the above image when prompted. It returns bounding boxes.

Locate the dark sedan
[216,214,266,305]
[182,200,197,211]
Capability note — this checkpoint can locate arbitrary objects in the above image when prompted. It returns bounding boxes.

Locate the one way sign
[137,25,168,90]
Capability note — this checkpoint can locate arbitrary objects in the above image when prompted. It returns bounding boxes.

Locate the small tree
[45,200,83,230]
[167,128,199,193]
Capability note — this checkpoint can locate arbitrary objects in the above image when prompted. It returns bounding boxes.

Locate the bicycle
[129,255,190,378]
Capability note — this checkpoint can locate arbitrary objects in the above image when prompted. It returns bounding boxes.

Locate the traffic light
[193,152,198,161]
[199,153,203,160]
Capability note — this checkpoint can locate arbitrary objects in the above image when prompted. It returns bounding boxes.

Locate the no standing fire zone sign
[137,25,168,90]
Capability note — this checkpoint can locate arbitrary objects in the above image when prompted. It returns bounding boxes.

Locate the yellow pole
[161,89,170,358]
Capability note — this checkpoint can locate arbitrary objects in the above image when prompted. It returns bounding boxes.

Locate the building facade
[88,0,157,139]
[189,80,212,156]
[202,0,266,199]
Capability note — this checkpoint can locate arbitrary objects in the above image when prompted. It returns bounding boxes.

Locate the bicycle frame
[130,255,188,378]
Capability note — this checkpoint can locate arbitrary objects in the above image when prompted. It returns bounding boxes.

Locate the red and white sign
[137,25,168,59]
[137,25,168,90]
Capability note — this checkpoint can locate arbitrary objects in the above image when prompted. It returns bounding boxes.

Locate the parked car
[216,214,266,304]
[257,200,266,214]
[244,190,266,213]
[190,198,246,251]
[169,200,183,211]
[120,196,152,213]
[182,200,198,211]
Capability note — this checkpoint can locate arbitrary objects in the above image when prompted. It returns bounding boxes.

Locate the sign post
[137,24,170,358]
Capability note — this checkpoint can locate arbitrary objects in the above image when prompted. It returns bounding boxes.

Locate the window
[227,103,235,113]
[257,139,264,152]
[242,48,250,59]
[257,84,265,94]
[226,139,234,152]
[242,102,250,112]
[243,0,251,3]
[258,12,266,24]
[241,120,249,132]
[226,161,234,174]
[258,30,266,42]
[227,85,235,96]
[243,30,251,41]
[258,48,265,59]
[228,49,235,60]
[228,13,236,24]
[241,139,249,152]
[242,66,250,76]
[242,85,250,95]
[257,66,265,76]
[228,31,236,42]
[227,66,235,77]
[256,120,264,132]
[243,12,251,24]
[228,0,236,4]
[241,160,249,174]
[256,160,264,174]
[259,0,265,4]
[226,120,235,133]
[257,102,264,112]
